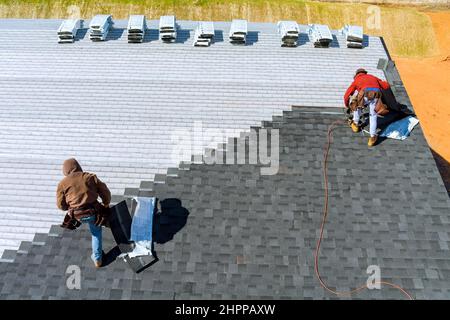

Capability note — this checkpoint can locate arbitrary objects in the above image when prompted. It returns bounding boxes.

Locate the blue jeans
[80,215,103,262]
[353,97,378,137]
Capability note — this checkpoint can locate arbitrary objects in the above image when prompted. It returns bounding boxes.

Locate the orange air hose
[314,119,414,300]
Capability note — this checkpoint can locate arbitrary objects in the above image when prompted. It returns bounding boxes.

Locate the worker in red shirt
[344,68,390,147]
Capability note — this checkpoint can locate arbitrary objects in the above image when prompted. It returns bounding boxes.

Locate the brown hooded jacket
[56,158,111,213]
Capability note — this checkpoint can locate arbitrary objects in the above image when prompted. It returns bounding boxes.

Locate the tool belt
[60,213,81,230]
[69,203,98,220]
[61,202,111,230]
[349,88,389,116]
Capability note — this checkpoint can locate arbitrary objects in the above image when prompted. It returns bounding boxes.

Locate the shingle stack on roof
[89,15,113,41]
[229,19,248,45]
[308,24,333,48]
[159,15,177,43]
[341,25,364,49]
[193,21,215,47]
[277,21,300,47]
[127,15,146,43]
[57,19,81,44]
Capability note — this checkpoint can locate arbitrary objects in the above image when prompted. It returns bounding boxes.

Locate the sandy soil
[395,11,450,192]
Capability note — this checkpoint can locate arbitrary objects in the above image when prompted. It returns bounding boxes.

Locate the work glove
[94,205,111,227]
[60,213,81,230]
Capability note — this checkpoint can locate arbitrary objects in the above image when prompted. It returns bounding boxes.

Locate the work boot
[368,135,378,147]
[94,260,102,268]
[350,122,361,133]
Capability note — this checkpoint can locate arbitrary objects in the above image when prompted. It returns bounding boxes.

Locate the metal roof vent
[229,19,248,45]
[341,25,363,49]
[193,21,215,47]
[128,15,146,43]
[307,24,333,48]
[277,21,299,47]
[159,15,177,43]
[89,14,113,41]
[57,19,81,44]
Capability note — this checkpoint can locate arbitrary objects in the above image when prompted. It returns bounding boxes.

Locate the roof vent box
[229,19,248,45]
[277,21,300,47]
[159,15,177,43]
[308,24,333,48]
[89,14,113,41]
[193,21,215,47]
[341,25,364,49]
[57,19,81,43]
[128,15,147,43]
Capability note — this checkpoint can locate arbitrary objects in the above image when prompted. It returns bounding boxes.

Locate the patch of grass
[0,0,440,57]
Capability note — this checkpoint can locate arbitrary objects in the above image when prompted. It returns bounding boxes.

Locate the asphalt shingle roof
[1,104,450,299]
[0,18,389,255]
[1,18,449,300]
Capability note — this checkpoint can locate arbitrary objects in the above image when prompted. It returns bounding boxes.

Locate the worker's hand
[94,215,103,227]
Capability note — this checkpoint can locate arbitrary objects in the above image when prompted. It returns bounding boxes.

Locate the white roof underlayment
[0,19,388,256]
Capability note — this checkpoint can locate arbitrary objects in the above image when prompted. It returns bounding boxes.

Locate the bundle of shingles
[89,14,113,42]
[307,24,333,48]
[159,15,177,43]
[277,21,300,47]
[127,15,146,43]
[57,19,81,44]
[229,19,248,45]
[193,21,215,47]
[341,25,364,49]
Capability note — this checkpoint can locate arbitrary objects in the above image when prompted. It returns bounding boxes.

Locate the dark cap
[354,68,368,77]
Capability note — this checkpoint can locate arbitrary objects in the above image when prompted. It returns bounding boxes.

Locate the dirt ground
[395,11,450,193]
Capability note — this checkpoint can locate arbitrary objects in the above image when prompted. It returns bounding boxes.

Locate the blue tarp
[124,197,155,258]
[130,196,155,242]
[380,116,419,140]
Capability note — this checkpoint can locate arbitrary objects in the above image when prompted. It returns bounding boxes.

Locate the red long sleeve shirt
[344,73,390,107]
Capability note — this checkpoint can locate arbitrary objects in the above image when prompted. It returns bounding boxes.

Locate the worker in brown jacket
[56,158,111,268]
